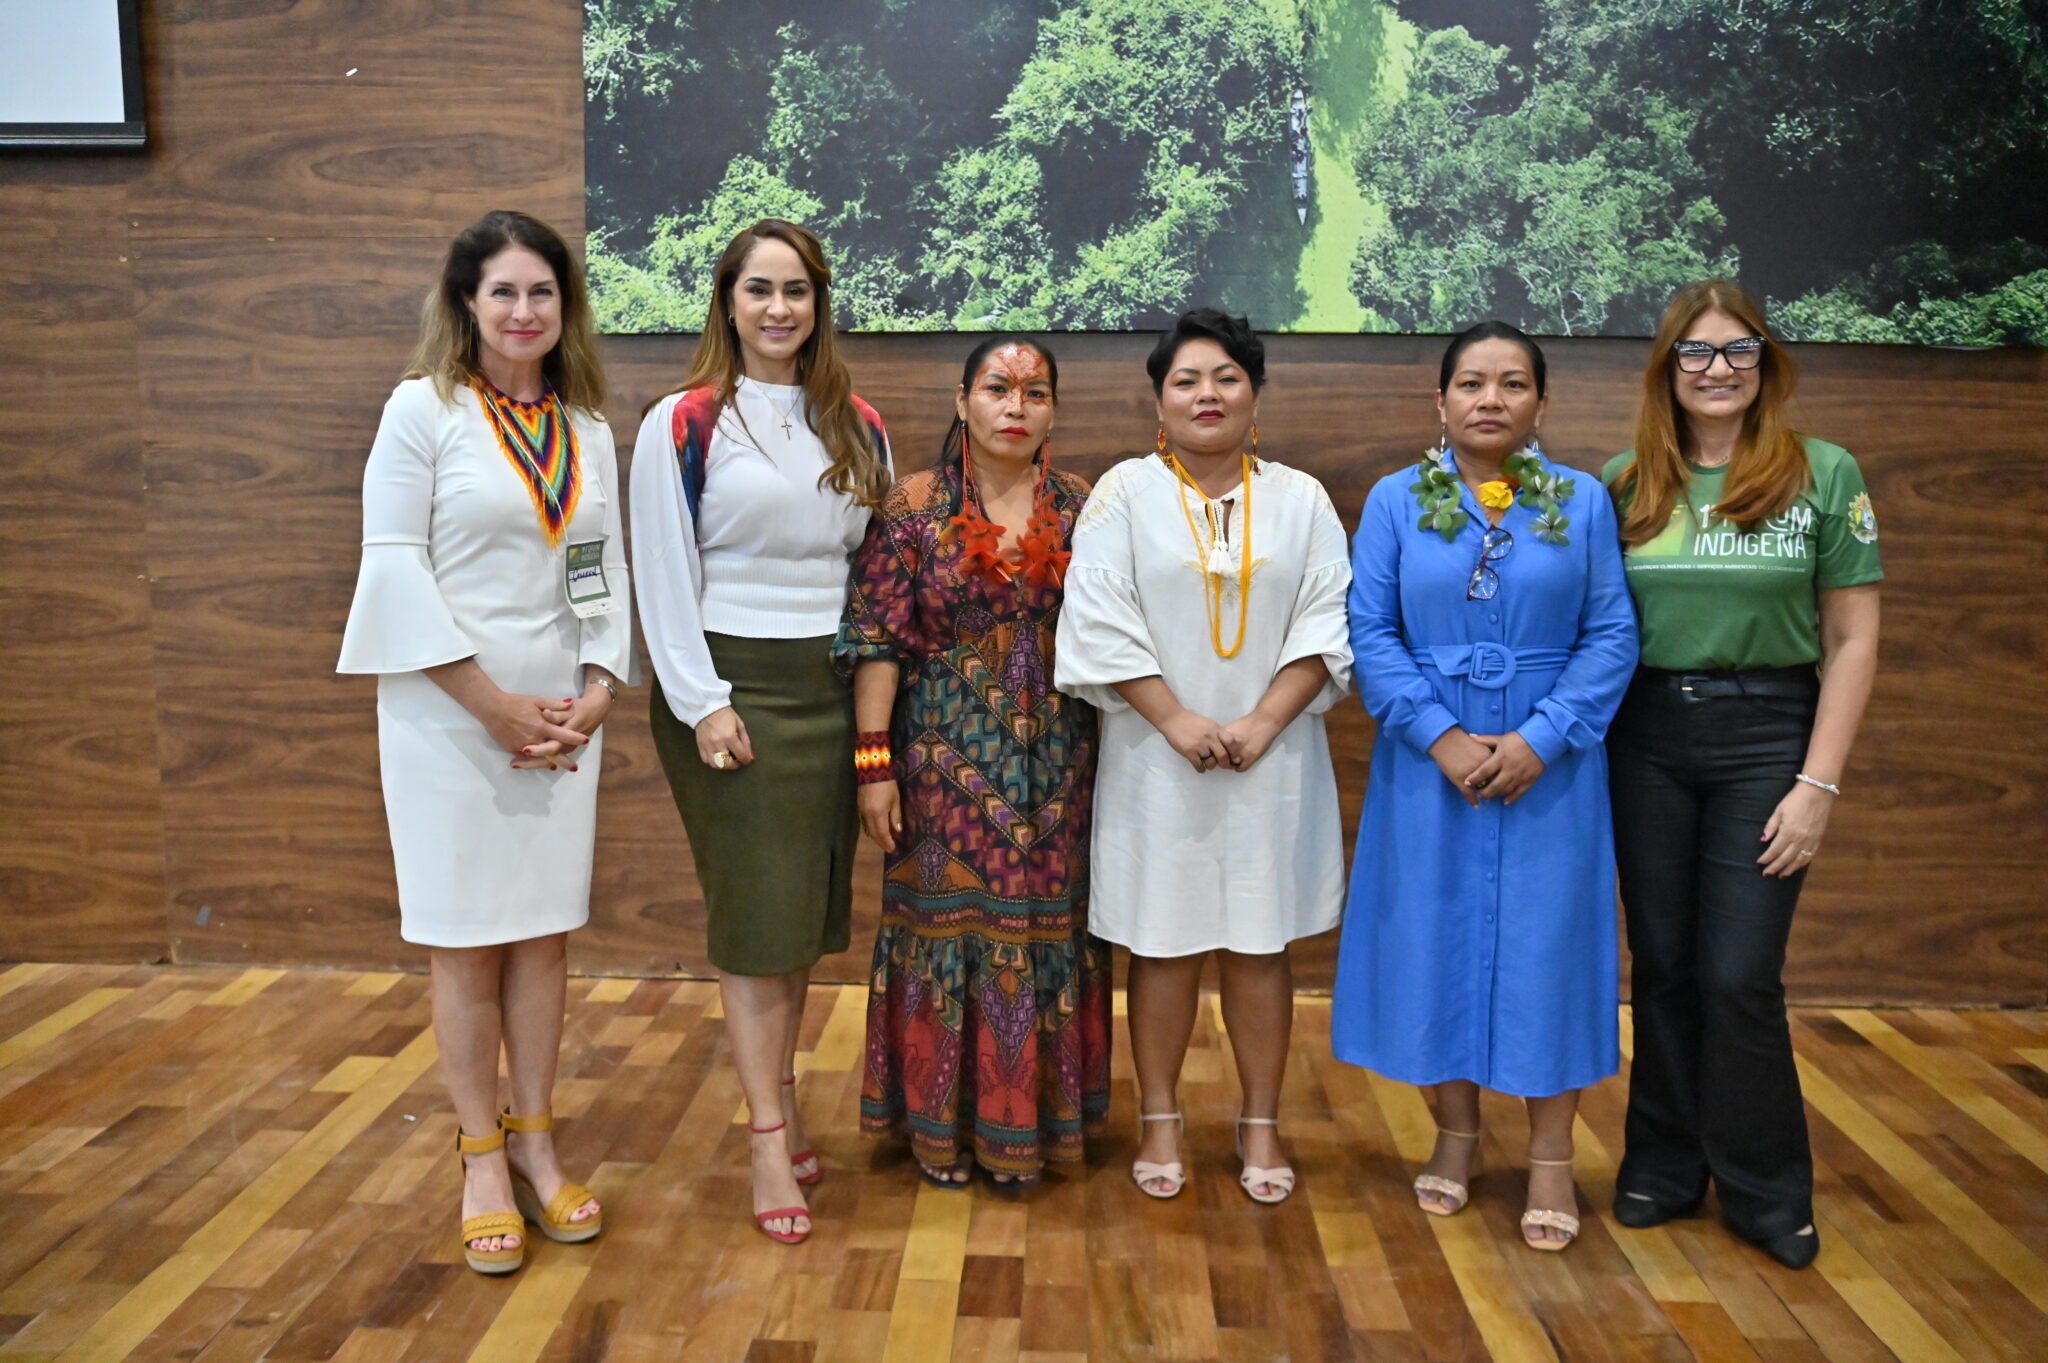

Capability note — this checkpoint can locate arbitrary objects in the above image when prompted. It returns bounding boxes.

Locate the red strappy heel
[747,1120,811,1244]
[782,1077,821,1186]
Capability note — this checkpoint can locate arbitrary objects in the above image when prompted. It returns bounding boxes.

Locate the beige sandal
[1235,1116,1296,1205]
[1132,1112,1186,1199]
[502,1109,603,1243]
[1414,1128,1479,1216]
[1521,1156,1580,1251]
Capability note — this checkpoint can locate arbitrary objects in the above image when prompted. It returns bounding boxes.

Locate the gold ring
[713,751,731,770]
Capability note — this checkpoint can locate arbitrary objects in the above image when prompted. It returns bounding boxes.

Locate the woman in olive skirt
[629,218,892,1244]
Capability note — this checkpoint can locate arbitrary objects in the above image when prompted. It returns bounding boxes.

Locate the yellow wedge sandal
[456,1123,524,1275]
[502,1109,603,1243]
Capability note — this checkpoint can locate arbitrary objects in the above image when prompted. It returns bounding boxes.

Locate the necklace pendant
[778,416,793,438]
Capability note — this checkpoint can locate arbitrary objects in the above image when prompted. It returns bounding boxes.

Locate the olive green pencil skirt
[650,632,857,977]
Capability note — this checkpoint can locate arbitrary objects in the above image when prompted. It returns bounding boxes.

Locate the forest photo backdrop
[583,0,2048,341]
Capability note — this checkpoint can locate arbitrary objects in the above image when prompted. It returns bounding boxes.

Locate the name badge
[565,540,615,618]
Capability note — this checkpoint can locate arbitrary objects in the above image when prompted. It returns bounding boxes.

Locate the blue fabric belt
[1409,643,1572,690]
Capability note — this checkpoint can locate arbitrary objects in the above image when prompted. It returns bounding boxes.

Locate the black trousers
[1607,669,1817,1240]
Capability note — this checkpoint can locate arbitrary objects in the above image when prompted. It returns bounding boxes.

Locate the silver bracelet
[1795,772,1840,796]
[590,676,619,702]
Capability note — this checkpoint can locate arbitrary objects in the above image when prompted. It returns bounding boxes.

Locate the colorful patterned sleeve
[832,478,929,676]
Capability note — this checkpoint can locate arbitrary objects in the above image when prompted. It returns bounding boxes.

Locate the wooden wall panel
[0,174,167,962]
[0,0,2041,1001]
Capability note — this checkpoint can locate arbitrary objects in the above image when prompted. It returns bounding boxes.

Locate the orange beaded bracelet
[854,731,893,785]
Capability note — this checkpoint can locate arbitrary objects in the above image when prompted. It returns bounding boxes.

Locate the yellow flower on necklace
[1477,480,1516,511]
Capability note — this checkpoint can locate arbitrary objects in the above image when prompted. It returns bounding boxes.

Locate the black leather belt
[1637,664,1818,701]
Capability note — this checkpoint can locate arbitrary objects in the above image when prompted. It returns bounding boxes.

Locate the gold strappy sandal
[501,1109,603,1243]
[456,1122,524,1275]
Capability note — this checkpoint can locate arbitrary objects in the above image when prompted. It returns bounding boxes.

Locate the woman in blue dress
[1331,322,1637,1251]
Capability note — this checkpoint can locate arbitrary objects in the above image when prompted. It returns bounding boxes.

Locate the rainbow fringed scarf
[473,377,580,547]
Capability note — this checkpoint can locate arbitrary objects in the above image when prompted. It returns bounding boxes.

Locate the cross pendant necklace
[767,389,802,441]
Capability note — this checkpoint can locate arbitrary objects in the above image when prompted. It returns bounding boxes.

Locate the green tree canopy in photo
[583,0,2048,342]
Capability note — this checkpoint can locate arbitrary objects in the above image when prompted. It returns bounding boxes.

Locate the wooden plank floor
[0,964,2044,1361]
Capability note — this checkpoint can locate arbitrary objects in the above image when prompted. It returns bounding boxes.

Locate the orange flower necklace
[1164,449,1254,659]
[946,434,1070,589]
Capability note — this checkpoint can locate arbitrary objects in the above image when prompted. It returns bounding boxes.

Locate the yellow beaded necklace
[1165,451,1253,659]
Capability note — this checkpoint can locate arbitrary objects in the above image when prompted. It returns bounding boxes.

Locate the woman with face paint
[338,210,628,1273]
[834,337,1108,1188]
[629,219,892,1244]
[1601,281,1881,1270]
[1330,322,1637,1253]
[1055,309,1353,1206]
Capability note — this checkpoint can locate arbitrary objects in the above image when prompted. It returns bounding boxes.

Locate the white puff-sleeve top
[338,376,632,946]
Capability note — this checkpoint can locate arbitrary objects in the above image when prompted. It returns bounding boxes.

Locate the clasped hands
[487,686,611,771]
[1160,707,1285,774]
[1429,726,1546,806]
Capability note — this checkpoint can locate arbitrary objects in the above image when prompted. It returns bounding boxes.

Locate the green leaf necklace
[1410,442,1574,546]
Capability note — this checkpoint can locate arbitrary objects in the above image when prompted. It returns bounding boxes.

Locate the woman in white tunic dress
[338,212,630,1274]
[1055,310,1351,1205]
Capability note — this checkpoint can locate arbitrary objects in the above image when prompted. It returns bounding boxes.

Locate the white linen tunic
[1053,456,1352,956]
[337,377,634,947]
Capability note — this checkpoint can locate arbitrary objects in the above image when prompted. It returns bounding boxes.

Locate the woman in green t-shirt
[1602,279,1881,1271]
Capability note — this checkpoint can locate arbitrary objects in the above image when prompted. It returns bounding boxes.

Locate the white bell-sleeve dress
[1053,455,1353,957]
[337,377,634,947]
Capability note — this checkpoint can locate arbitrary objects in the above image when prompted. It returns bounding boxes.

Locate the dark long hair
[1437,320,1547,398]
[406,210,605,411]
[670,218,890,508]
[939,335,1060,466]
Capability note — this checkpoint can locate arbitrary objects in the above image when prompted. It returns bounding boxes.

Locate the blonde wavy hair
[405,210,607,412]
[669,219,889,508]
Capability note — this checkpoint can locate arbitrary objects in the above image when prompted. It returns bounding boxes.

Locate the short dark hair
[1438,320,1546,398]
[940,335,1059,465]
[1146,308,1266,395]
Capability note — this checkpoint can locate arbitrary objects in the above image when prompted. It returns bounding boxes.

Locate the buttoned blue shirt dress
[1331,454,1638,1096]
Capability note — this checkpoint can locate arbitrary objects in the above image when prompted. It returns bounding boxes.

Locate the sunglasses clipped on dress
[1466,526,1514,601]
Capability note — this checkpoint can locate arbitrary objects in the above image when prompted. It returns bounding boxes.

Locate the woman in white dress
[631,219,892,1244]
[338,211,630,1274]
[1055,309,1351,1205]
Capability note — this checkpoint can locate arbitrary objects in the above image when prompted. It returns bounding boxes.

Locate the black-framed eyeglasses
[1466,526,1514,601]
[1672,336,1765,372]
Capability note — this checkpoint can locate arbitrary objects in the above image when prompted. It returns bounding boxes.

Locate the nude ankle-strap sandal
[1235,1115,1297,1205]
[1132,1112,1186,1199]
[501,1109,603,1243]
[1520,1155,1581,1251]
[456,1123,524,1275]
[1414,1127,1480,1216]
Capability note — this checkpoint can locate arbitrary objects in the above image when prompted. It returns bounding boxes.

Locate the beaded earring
[1250,424,1260,462]
[1155,426,1169,456]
